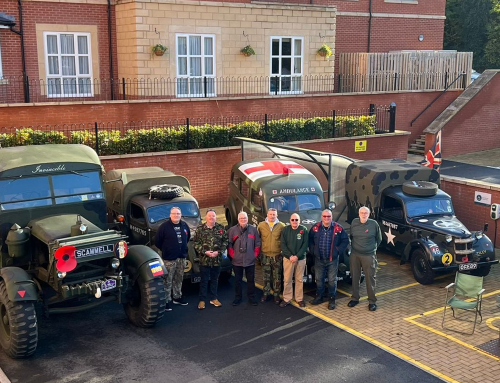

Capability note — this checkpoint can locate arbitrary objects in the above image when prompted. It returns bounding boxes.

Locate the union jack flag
[420,131,442,172]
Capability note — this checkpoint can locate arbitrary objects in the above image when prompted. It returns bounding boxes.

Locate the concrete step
[415,139,425,144]
[408,148,425,155]
[410,143,425,150]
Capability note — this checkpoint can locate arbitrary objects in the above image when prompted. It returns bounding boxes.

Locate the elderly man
[194,209,228,310]
[257,208,285,304]
[227,212,261,306]
[155,206,191,311]
[348,206,382,311]
[280,213,308,307]
[309,209,349,310]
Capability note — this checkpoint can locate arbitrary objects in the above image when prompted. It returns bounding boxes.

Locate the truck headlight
[475,231,483,240]
[57,271,67,279]
[111,258,120,269]
[445,235,453,243]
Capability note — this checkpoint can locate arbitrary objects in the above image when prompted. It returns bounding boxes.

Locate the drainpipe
[367,0,373,53]
[9,0,29,102]
[107,0,115,100]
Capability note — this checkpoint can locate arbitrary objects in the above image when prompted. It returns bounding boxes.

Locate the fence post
[122,78,126,100]
[274,77,279,95]
[264,114,269,141]
[369,104,375,116]
[204,77,208,98]
[461,72,467,89]
[337,74,342,93]
[24,74,30,103]
[94,122,100,155]
[393,73,398,91]
[332,110,336,138]
[389,102,396,133]
[186,117,190,149]
[444,72,448,89]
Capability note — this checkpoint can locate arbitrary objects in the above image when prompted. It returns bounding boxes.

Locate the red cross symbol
[240,161,309,181]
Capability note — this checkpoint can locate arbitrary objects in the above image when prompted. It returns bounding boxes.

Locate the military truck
[0,145,167,358]
[103,167,233,283]
[345,159,497,284]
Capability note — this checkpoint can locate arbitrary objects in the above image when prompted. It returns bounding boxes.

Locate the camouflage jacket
[193,222,229,267]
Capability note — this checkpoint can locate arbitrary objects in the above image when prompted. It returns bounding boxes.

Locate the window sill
[384,0,418,4]
[0,78,9,85]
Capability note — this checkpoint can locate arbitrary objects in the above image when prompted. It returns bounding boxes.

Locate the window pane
[207,78,215,94]
[281,77,291,92]
[47,35,58,54]
[205,58,213,75]
[272,39,279,56]
[79,57,89,74]
[0,177,51,202]
[294,39,302,56]
[271,58,279,74]
[60,34,75,54]
[190,77,202,95]
[178,37,187,55]
[48,78,61,96]
[282,38,291,56]
[63,78,77,95]
[62,56,76,76]
[270,76,279,93]
[294,58,301,74]
[177,78,189,95]
[78,78,92,95]
[178,57,187,75]
[190,57,201,76]
[292,76,302,91]
[48,57,59,75]
[77,36,88,54]
[189,36,201,55]
[281,58,291,75]
[204,37,213,55]
[52,172,102,196]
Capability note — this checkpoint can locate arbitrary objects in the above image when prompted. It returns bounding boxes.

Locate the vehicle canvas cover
[104,167,191,216]
[345,159,440,223]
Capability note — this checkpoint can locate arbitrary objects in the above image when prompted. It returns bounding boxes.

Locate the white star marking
[385,227,396,246]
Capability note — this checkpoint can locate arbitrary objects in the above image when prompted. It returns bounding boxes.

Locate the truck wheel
[411,249,435,285]
[225,209,235,227]
[0,281,38,358]
[124,277,166,328]
[149,184,184,199]
[402,181,438,197]
[470,265,491,277]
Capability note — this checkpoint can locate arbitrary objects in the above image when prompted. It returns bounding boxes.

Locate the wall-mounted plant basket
[240,45,256,57]
[152,44,168,57]
[317,44,332,58]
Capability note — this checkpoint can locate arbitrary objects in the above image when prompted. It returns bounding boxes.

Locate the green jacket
[257,220,285,257]
[193,222,229,267]
[280,224,308,260]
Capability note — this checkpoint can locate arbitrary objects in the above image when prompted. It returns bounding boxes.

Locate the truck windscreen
[268,194,322,212]
[406,198,454,218]
[147,202,199,223]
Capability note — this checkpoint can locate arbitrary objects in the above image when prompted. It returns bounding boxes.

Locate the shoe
[250,299,258,306]
[279,300,290,308]
[310,296,324,305]
[232,298,242,306]
[165,302,172,311]
[328,298,336,310]
[260,295,269,303]
[210,299,222,307]
[368,304,377,311]
[198,301,205,310]
[274,296,281,305]
[298,301,306,308]
[173,297,188,306]
[347,300,359,308]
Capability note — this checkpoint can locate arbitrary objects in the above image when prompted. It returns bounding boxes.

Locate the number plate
[459,263,478,271]
[101,279,117,292]
[191,276,201,283]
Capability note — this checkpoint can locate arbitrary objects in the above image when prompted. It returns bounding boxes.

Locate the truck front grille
[454,237,475,261]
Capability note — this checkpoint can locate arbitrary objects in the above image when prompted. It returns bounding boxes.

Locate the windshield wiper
[7,175,23,184]
[70,170,88,178]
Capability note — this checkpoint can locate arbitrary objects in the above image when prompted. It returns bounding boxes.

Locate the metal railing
[0,105,396,155]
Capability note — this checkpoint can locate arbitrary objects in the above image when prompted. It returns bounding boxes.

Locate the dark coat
[155,219,190,260]
[308,222,349,262]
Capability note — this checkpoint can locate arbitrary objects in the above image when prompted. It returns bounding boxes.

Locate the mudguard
[0,267,38,302]
[187,241,200,275]
[122,245,167,283]
[402,240,433,265]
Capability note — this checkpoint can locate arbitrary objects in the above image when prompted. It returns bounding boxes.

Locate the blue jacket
[308,222,349,262]
[155,219,190,261]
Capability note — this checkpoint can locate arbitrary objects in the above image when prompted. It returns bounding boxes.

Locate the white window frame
[176,33,216,98]
[269,36,304,95]
[43,31,93,98]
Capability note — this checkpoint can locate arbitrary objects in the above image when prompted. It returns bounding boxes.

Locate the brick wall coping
[99,130,410,160]
[0,90,450,108]
[441,175,500,192]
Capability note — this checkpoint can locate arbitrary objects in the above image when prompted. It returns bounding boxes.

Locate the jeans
[233,265,255,300]
[199,265,221,301]
[315,257,339,298]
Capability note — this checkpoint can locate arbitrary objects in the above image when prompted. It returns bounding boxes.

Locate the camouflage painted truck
[345,159,497,284]
[0,145,167,358]
[103,167,233,283]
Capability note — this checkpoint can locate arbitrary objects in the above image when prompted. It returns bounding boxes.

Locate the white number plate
[459,263,478,271]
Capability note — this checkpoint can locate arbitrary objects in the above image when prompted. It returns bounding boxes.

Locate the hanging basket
[154,50,166,57]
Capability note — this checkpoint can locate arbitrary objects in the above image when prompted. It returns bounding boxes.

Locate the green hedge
[0,115,376,155]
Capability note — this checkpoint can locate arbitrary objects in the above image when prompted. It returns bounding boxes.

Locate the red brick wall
[441,178,500,249]
[100,133,409,207]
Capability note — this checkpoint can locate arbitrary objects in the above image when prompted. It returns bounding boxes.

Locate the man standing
[257,208,285,305]
[194,209,228,310]
[309,209,349,310]
[155,206,190,311]
[280,213,308,307]
[348,206,382,311]
[227,212,261,306]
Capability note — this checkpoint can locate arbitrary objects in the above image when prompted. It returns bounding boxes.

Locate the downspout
[367,0,373,52]
[107,0,115,100]
[9,0,29,102]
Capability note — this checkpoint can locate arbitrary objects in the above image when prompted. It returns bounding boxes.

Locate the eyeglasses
[322,215,332,218]
[290,219,299,222]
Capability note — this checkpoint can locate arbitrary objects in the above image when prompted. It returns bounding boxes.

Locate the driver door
[379,196,411,255]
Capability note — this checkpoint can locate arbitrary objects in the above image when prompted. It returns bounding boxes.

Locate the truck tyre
[124,277,166,328]
[0,281,38,358]
[411,249,435,285]
[470,265,491,277]
[149,184,184,200]
[402,181,438,197]
[225,209,235,227]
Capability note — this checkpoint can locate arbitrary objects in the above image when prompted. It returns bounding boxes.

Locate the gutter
[108,0,115,100]
[8,1,29,102]
[367,0,373,52]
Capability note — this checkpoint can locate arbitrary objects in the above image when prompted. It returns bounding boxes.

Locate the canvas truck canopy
[345,159,440,223]
[104,167,191,215]
[0,145,102,178]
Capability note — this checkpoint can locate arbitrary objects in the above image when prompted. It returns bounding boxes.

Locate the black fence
[0,105,396,155]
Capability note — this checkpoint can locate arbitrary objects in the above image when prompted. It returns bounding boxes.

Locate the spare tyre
[149,184,184,199]
[402,181,438,197]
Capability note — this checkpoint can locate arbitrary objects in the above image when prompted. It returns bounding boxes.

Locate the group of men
[155,205,382,312]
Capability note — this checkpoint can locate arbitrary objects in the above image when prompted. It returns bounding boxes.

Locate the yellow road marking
[485,317,500,332]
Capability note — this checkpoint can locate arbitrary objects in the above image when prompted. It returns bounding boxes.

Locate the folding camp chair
[442,272,484,335]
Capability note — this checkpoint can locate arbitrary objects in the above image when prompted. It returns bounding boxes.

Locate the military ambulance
[0,145,167,358]
[345,159,497,284]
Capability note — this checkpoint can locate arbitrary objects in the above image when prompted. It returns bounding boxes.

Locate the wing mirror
[328,202,336,210]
